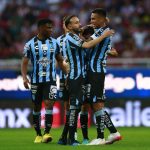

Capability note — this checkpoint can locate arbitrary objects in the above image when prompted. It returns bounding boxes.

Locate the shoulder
[25,36,36,46]
[48,37,57,44]
[101,26,110,32]
[67,32,81,41]
[57,34,65,42]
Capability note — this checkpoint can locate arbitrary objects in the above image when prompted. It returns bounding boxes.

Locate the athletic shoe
[82,139,89,145]
[87,138,105,145]
[75,132,78,140]
[70,140,80,146]
[34,136,42,143]
[105,132,122,144]
[57,138,67,145]
[42,133,52,143]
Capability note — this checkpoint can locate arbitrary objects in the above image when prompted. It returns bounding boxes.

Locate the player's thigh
[89,72,105,102]
[31,83,43,110]
[58,79,69,101]
[67,77,84,106]
[43,81,57,101]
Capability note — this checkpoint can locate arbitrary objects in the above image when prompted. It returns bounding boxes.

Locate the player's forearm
[82,34,106,48]
[21,58,29,80]
[108,48,118,56]
[82,29,114,49]
[57,61,69,74]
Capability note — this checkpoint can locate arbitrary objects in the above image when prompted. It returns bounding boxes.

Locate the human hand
[23,77,30,89]
[103,29,115,38]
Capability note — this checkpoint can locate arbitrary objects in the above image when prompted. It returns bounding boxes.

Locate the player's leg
[61,101,70,140]
[80,103,90,144]
[104,110,122,144]
[58,82,70,145]
[68,77,83,145]
[42,82,57,143]
[88,73,106,145]
[31,83,43,143]
[80,81,91,144]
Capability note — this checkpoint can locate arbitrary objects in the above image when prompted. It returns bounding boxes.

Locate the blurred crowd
[0,0,150,59]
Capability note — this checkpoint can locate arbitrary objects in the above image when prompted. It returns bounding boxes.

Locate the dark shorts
[67,77,84,107]
[31,81,57,104]
[87,71,106,103]
[82,78,91,104]
[58,79,69,101]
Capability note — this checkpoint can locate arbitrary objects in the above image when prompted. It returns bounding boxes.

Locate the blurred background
[0,0,150,128]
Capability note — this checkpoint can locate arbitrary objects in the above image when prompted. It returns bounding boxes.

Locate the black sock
[61,111,69,140]
[104,110,117,133]
[33,111,42,136]
[44,109,53,134]
[69,108,79,144]
[95,109,105,139]
[80,111,89,139]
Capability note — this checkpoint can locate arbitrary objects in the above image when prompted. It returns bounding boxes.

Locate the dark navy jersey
[57,34,67,80]
[23,36,60,83]
[89,26,112,73]
[65,32,85,79]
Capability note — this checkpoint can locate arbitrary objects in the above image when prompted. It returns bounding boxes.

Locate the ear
[67,24,72,30]
[106,17,110,23]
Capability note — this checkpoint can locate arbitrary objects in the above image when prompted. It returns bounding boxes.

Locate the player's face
[40,23,53,38]
[69,17,81,33]
[91,13,106,28]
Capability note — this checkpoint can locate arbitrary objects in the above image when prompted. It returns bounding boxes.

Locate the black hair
[92,8,107,17]
[37,19,53,27]
[63,16,68,22]
[64,15,77,27]
[82,26,94,37]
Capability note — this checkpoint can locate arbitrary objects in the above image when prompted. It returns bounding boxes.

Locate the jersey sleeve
[67,33,84,48]
[23,43,31,58]
[91,29,102,40]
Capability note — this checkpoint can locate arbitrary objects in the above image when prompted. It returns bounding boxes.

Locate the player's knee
[44,100,54,109]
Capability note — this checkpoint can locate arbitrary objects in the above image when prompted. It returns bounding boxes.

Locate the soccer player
[80,18,120,145]
[85,8,122,145]
[64,15,114,145]
[56,17,70,145]
[21,19,68,143]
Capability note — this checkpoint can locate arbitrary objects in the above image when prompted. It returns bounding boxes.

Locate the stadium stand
[0,0,150,59]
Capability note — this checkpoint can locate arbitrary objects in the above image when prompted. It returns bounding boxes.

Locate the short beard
[72,28,81,35]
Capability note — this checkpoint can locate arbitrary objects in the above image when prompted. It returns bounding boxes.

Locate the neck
[98,23,106,28]
[37,34,47,40]
[70,29,80,35]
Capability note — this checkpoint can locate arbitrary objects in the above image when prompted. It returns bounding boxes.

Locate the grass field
[0,127,149,150]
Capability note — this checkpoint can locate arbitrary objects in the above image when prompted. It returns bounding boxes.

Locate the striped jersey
[84,48,90,76]
[23,36,60,83]
[57,34,67,80]
[89,26,112,73]
[65,32,85,79]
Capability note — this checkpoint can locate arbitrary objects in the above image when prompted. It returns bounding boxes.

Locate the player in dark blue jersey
[21,19,68,143]
[56,17,71,145]
[64,15,114,146]
[84,8,122,145]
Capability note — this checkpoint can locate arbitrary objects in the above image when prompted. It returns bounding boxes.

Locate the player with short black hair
[21,18,68,143]
[84,8,122,145]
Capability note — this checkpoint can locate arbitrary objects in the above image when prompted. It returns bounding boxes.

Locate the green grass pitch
[0,127,149,150]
